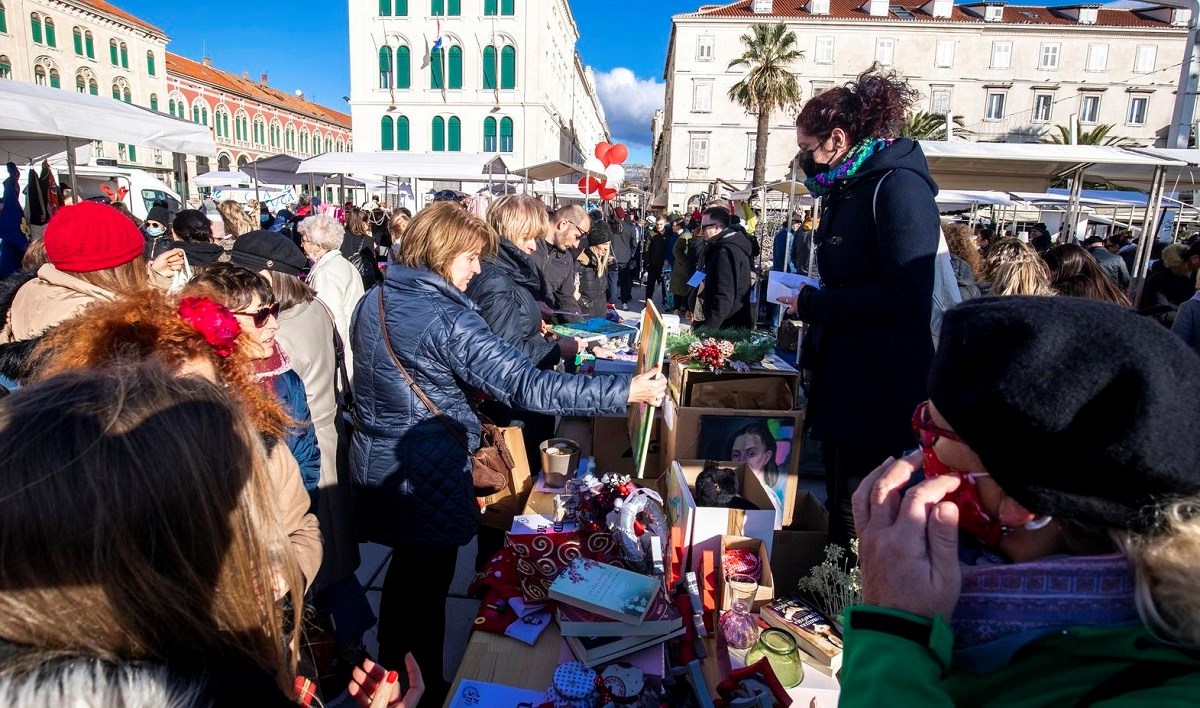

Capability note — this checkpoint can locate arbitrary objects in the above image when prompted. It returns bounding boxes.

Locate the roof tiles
[76,0,164,35]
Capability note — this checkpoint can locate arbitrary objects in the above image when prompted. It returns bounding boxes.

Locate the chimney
[807,0,830,13]
[921,0,952,18]
[202,56,211,67]
[242,71,250,80]
[752,0,773,13]
[864,0,889,16]
[260,72,268,85]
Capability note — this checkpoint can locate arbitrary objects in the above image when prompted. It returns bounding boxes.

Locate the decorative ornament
[178,296,242,357]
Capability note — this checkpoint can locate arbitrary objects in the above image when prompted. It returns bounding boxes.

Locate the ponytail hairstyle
[796,63,919,145]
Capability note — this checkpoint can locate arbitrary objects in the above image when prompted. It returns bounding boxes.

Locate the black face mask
[799,150,832,179]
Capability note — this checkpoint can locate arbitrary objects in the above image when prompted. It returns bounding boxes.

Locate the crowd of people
[2,62,1200,706]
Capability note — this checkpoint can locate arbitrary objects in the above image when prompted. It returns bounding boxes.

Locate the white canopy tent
[1086,148,1200,192]
[298,152,511,181]
[0,78,215,193]
[918,141,1177,192]
[194,170,256,188]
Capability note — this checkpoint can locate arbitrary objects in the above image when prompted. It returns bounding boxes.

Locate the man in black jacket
[696,206,754,331]
[611,213,640,308]
[532,204,589,319]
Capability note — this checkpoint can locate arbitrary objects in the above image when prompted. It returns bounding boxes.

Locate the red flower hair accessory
[178,296,242,357]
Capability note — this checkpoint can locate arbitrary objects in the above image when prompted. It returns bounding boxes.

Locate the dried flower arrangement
[796,541,861,629]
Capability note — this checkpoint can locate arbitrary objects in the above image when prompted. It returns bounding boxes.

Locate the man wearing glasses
[531,205,590,320]
[695,205,754,331]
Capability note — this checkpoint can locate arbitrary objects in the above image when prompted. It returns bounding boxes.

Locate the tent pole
[253,163,260,204]
[1130,165,1166,303]
[64,137,78,198]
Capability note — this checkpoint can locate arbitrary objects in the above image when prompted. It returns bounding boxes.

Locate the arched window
[84,30,94,58]
[0,56,10,80]
[48,68,59,89]
[286,126,296,151]
[76,73,85,93]
[381,115,394,151]
[254,118,265,146]
[483,116,497,152]
[119,42,128,69]
[168,98,176,115]
[336,138,345,152]
[73,26,83,55]
[483,46,496,90]
[270,121,281,148]
[34,65,46,86]
[300,129,310,154]
[109,38,118,66]
[325,136,333,153]
[111,82,120,99]
[500,117,513,152]
[149,92,158,111]
[396,45,411,89]
[447,116,461,152]
[146,51,155,76]
[43,16,54,48]
[237,155,249,169]
[432,116,445,152]
[378,46,393,88]
[30,13,42,44]
[430,47,443,89]
[122,87,130,103]
[448,45,462,89]
[218,153,231,171]
[88,78,97,95]
[500,45,515,89]
[397,116,410,151]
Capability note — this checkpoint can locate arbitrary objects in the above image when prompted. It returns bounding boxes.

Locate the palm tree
[1043,123,1132,146]
[728,22,803,188]
[901,111,971,140]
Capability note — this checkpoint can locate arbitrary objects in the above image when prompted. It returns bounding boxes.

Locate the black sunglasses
[233,302,280,327]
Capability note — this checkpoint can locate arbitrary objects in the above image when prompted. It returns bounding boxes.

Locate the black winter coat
[577,251,608,318]
[350,265,630,548]
[698,228,754,331]
[1139,259,1197,327]
[795,138,939,452]
[467,240,559,368]
[533,239,581,318]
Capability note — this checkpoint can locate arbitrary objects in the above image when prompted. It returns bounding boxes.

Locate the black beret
[929,296,1200,531]
[230,230,307,276]
[587,221,613,247]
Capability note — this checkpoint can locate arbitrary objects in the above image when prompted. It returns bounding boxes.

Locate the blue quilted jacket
[350,265,631,548]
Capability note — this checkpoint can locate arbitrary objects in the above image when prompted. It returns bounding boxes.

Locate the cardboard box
[593,414,664,479]
[667,460,778,578]
[662,398,804,528]
[718,535,775,613]
[479,427,533,530]
[668,352,801,408]
[771,491,832,596]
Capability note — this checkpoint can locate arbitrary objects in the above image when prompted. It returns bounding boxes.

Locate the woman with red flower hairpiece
[29,289,323,590]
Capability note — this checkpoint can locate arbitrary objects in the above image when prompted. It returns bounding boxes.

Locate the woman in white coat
[298,215,365,374]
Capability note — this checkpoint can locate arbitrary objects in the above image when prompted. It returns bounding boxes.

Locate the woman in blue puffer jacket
[351,202,666,704]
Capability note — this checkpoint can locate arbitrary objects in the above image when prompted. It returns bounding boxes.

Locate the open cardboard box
[663,398,804,528]
[666,460,777,578]
[718,535,775,613]
[592,414,663,479]
[771,490,832,596]
[668,352,801,408]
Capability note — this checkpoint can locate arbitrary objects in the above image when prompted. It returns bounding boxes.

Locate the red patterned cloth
[507,531,582,602]
[723,548,761,582]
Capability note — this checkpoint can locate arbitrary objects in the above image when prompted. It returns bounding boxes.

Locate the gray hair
[297,214,344,252]
[0,658,203,707]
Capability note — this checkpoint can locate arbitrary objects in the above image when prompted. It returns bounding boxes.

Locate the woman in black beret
[840,296,1200,706]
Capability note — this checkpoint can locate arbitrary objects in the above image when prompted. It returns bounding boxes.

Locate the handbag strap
[376,288,471,453]
[314,298,352,410]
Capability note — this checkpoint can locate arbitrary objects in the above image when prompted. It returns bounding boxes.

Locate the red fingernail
[387,670,399,683]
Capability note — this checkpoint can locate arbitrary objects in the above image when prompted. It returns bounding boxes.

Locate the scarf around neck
[950,553,1139,673]
[802,138,893,198]
[252,342,292,382]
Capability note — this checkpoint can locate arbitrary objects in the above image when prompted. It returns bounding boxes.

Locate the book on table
[550,318,638,343]
[564,625,687,667]
[548,557,662,626]
[556,586,682,637]
[759,594,845,672]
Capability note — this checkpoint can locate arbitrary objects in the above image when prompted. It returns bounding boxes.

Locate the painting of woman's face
[730,433,773,474]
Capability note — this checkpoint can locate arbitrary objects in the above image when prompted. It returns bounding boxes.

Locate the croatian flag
[421,19,443,68]
[431,20,443,52]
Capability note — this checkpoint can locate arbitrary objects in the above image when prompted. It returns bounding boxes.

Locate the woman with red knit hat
[0,201,184,366]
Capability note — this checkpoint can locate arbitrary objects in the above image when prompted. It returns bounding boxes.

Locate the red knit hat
[43,202,145,273]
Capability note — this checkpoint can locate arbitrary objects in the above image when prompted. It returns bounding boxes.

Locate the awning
[194,170,253,188]
[298,152,512,181]
[509,160,598,182]
[0,78,215,158]
[919,141,1178,192]
[1085,147,1200,191]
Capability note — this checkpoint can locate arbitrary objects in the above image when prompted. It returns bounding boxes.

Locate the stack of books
[549,558,684,667]
[760,594,845,674]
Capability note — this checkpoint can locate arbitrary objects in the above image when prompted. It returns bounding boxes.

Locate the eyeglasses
[912,400,964,449]
[232,302,280,328]
[699,222,722,231]
[563,221,585,239]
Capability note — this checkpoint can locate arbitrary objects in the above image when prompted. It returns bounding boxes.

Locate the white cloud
[591,67,664,160]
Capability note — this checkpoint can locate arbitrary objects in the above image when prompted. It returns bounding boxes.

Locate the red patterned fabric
[507,531,582,602]
[723,548,762,581]
[579,530,628,570]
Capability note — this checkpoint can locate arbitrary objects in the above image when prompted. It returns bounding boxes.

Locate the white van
[42,163,182,221]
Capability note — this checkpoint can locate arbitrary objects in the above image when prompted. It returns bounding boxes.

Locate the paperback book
[564,626,686,667]
[760,594,844,672]
[550,318,638,343]
[548,557,661,626]
[556,587,682,637]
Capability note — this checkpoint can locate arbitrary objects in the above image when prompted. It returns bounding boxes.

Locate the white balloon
[604,164,626,186]
[583,156,606,175]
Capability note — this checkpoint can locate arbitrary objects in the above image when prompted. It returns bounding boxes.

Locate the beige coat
[276,298,359,589]
[1,264,117,343]
[267,443,324,589]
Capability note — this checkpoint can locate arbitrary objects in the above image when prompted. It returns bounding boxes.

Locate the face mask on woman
[799,150,832,179]
[145,226,166,238]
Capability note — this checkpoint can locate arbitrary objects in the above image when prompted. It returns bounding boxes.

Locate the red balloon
[577,176,602,194]
[599,186,617,201]
[577,177,590,194]
[595,142,612,163]
[607,143,629,165]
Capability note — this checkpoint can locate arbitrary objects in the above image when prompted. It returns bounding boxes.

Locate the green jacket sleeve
[839,605,955,708]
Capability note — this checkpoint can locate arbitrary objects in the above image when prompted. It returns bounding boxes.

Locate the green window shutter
[448,116,461,151]
[500,117,513,152]
[49,71,59,89]
[0,7,7,34]
[147,52,155,76]
[483,117,496,152]
[379,46,393,88]
[149,94,158,111]
[31,16,41,44]
[378,0,390,15]
[44,21,54,48]
[120,44,128,68]
[432,117,445,152]
[397,116,410,150]
[112,85,121,100]
[73,28,82,55]
[482,46,496,90]
[123,89,130,103]
[396,46,411,88]
[128,145,135,161]
[484,0,497,15]
[501,0,514,14]
[431,0,443,14]
[192,106,199,123]
[500,46,515,89]
[76,75,84,92]
[447,0,460,15]
[448,46,462,89]
[395,0,408,15]
[89,80,97,95]
[110,41,118,65]
[85,34,93,58]
[430,48,443,89]
[380,116,394,150]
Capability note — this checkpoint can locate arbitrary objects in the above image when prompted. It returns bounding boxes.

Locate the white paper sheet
[767,270,821,305]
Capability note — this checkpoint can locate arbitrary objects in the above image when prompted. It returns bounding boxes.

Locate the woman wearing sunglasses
[842,296,1200,706]
[185,262,322,508]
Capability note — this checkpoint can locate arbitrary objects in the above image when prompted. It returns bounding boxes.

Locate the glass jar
[746,628,804,688]
[716,573,760,650]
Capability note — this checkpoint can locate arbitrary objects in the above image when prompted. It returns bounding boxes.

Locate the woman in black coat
[781,67,939,551]
[351,203,666,704]
[577,219,613,317]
